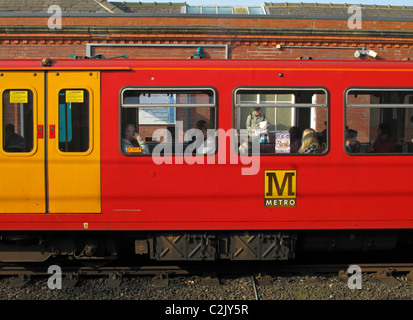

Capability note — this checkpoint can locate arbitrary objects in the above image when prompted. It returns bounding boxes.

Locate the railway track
[1,262,413,290]
[1,261,413,308]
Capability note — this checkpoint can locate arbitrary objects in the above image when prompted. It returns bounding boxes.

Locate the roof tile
[0,1,411,18]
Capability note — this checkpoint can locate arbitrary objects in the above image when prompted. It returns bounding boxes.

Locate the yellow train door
[0,72,46,213]
[47,71,101,213]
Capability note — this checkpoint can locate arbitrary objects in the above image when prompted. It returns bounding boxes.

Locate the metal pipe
[86,43,229,59]
[278,45,361,50]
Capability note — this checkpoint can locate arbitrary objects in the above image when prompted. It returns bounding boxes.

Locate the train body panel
[101,60,413,231]
[0,71,46,213]
[0,59,412,233]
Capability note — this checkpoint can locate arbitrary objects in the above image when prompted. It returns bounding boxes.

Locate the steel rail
[1,262,413,278]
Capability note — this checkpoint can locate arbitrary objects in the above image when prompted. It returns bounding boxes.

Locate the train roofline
[0,57,413,71]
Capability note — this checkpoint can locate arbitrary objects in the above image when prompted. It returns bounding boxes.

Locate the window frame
[1,88,36,156]
[57,88,91,154]
[184,5,266,15]
[119,86,218,157]
[344,87,413,156]
[233,86,330,156]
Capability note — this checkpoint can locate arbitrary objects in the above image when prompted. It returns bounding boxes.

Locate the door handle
[49,125,56,139]
[37,125,44,139]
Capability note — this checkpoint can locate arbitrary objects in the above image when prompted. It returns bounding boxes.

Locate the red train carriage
[0,58,412,263]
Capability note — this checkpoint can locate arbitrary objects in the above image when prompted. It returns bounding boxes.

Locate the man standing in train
[246,107,270,143]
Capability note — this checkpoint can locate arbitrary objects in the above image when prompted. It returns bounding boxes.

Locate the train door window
[2,89,34,153]
[345,89,413,154]
[58,89,90,152]
[120,88,217,155]
[234,88,328,155]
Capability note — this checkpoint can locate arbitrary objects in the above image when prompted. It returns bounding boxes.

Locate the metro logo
[264,170,296,207]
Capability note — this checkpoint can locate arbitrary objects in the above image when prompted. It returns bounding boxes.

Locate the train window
[120,88,217,155]
[2,89,34,153]
[345,89,413,154]
[234,88,328,155]
[58,89,90,152]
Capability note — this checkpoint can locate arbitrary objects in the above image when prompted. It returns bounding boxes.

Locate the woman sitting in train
[298,128,321,154]
[367,123,396,153]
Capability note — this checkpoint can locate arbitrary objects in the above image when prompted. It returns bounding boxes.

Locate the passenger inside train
[298,128,321,154]
[367,123,397,153]
[235,88,328,155]
[121,124,149,154]
[4,123,25,152]
[194,120,215,155]
[120,88,217,155]
[346,89,413,154]
[345,129,361,153]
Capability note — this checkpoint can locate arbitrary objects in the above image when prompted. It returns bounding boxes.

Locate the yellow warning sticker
[66,90,84,103]
[127,147,142,153]
[10,91,28,103]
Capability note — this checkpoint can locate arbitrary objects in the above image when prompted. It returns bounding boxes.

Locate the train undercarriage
[0,230,405,264]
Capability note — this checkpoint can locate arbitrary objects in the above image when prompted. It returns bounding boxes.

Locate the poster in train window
[138,94,176,125]
[139,107,176,125]
[275,132,290,153]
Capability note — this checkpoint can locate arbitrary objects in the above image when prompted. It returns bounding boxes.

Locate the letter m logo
[264,170,296,207]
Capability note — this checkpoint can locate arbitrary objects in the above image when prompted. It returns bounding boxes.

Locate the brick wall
[2,39,413,61]
[1,15,413,60]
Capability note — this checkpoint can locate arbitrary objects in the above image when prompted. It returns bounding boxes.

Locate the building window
[345,88,413,154]
[217,7,232,14]
[185,5,266,15]
[234,88,328,155]
[248,7,264,15]
[2,89,33,153]
[120,88,217,156]
[58,89,90,153]
[187,6,201,14]
[202,6,218,14]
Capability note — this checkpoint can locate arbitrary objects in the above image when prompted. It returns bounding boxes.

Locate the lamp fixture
[354,47,378,59]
